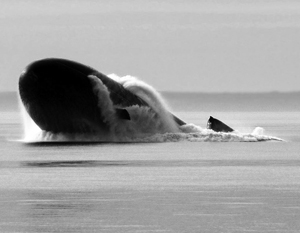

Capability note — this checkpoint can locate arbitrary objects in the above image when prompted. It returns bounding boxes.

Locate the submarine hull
[19,58,149,134]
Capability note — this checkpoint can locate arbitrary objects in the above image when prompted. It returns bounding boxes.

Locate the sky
[1,0,300,92]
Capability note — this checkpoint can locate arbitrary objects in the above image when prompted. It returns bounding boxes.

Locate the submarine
[18,58,234,136]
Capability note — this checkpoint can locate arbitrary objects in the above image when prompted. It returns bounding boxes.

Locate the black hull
[207,116,234,133]
[19,58,150,133]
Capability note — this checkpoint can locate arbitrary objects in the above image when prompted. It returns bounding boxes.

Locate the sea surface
[1,92,300,233]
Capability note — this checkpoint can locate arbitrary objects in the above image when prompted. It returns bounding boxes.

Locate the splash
[20,74,282,143]
[107,74,178,133]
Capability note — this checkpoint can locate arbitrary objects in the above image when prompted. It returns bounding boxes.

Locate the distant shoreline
[2,91,300,95]
[2,91,300,112]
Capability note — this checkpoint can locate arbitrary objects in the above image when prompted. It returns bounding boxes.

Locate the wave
[20,74,282,143]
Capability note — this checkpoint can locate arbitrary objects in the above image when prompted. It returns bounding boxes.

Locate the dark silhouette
[207,116,234,132]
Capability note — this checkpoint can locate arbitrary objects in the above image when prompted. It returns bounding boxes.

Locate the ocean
[1,92,300,232]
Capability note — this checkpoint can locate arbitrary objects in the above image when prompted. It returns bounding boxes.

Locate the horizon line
[2,90,300,95]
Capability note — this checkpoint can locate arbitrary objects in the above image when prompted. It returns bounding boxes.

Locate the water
[1,92,300,232]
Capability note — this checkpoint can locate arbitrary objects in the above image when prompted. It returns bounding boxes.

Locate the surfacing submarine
[18,58,234,136]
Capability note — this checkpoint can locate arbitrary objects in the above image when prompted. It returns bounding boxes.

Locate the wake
[20,74,282,143]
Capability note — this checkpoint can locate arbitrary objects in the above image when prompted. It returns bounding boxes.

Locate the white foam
[108,74,178,133]
[251,127,265,135]
[19,98,43,142]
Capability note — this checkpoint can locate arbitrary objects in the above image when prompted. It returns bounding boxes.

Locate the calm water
[1,92,300,233]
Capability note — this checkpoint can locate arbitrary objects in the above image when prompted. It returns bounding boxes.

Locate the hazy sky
[1,0,300,92]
